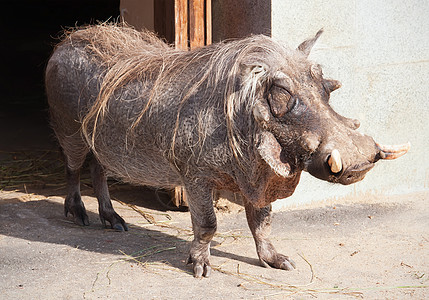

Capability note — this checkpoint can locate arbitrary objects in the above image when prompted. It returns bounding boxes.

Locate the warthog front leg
[184,181,217,278]
[89,157,128,231]
[244,202,296,270]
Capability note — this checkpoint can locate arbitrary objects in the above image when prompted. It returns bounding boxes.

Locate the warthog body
[46,24,408,277]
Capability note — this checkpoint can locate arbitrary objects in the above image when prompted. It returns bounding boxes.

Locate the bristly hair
[60,22,289,168]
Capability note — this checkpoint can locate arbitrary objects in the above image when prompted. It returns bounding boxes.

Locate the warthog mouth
[333,162,375,185]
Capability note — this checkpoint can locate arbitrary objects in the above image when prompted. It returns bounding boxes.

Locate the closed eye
[267,85,292,118]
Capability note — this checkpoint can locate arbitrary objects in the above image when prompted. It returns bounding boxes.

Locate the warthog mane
[57,23,303,169]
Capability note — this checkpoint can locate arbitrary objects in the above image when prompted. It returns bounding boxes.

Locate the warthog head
[251,30,409,186]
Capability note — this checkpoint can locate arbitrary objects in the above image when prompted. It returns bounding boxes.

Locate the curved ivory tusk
[376,142,411,160]
[328,149,342,173]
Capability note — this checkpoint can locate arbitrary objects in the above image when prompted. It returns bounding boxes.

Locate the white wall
[271,0,429,209]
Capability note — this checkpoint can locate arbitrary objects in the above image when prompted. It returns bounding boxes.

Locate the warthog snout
[307,134,410,185]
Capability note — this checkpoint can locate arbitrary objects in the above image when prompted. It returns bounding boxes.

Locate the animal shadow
[0,190,259,276]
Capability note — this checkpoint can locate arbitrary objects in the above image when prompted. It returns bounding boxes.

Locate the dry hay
[0,149,68,190]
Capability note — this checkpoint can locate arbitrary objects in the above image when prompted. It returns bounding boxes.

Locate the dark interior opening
[1,0,120,110]
[0,0,120,150]
[154,0,175,44]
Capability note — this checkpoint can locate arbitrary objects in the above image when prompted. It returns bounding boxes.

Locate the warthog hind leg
[65,167,89,226]
[89,156,128,231]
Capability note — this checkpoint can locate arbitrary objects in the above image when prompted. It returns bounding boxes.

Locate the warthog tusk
[328,149,342,173]
[377,142,411,160]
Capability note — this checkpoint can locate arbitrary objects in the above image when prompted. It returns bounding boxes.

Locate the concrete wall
[124,0,428,208]
[271,0,429,209]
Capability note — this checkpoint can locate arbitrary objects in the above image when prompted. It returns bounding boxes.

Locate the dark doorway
[0,0,120,151]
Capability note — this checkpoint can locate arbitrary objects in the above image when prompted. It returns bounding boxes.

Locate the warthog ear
[240,62,269,79]
[297,29,323,57]
[257,131,291,178]
[323,79,342,93]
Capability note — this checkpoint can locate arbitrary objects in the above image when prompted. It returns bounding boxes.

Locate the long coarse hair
[59,23,289,167]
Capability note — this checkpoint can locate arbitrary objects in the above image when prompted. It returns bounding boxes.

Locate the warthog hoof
[260,252,296,271]
[187,255,212,278]
[100,210,128,231]
[64,194,89,226]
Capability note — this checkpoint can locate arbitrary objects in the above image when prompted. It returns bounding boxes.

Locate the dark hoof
[64,202,89,226]
[112,223,129,232]
[187,255,212,278]
[74,214,90,227]
[260,253,296,271]
[100,211,128,231]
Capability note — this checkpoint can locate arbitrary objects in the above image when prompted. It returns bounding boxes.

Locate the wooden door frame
[175,0,211,50]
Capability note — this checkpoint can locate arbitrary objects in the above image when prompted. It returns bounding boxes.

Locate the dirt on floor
[0,181,428,299]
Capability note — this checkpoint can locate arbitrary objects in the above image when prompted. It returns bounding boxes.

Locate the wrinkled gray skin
[46,27,392,278]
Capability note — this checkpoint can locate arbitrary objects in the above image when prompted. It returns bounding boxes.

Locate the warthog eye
[267,85,292,118]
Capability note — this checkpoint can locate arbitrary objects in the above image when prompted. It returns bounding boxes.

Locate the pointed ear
[240,62,269,79]
[257,131,291,178]
[297,29,323,57]
[323,78,342,93]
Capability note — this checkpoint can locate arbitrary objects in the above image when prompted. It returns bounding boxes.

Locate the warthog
[45,24,409,277]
